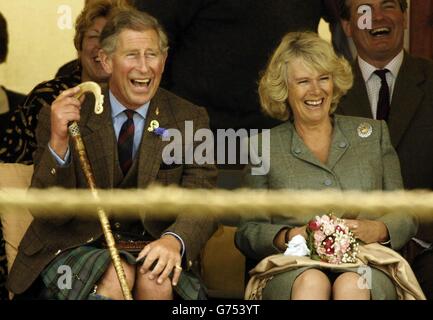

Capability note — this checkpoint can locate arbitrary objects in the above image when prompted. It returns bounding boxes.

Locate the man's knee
[134,271,173,300]
[96,260,135,300]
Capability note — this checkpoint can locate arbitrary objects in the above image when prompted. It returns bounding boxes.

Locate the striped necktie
[118,109,135,175]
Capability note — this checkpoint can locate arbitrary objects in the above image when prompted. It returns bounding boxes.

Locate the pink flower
[314,230,326,242]
[323,223,335,236]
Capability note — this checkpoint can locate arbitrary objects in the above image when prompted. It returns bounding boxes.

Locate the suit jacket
[337,53,433,242]
[134,0,326,130]
[7,87,218,294]
[235,115,417,262]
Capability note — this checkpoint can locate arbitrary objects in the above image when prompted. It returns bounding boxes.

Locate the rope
[1,186,433,218]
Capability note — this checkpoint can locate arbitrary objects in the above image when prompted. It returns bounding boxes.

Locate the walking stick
[68,81,133,300]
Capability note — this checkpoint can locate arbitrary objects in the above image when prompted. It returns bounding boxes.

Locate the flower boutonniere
[147,120,169,138]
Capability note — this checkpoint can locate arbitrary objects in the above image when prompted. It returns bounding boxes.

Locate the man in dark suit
[7,8,217,300]
[134,0,352,132]
[337,0,433,299]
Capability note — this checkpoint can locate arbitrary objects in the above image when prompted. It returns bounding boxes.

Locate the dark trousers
[412,248,433,300]
[402,240,433,300]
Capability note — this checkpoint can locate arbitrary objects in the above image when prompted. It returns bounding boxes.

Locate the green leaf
[310,254,321,261]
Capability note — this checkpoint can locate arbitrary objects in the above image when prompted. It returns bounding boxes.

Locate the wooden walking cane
[68,81,133,300]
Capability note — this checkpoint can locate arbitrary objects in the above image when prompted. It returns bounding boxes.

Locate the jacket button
[115,233,121,240]
[324,179,332,186]
[339,142,347,148]
[50,168,56,175]
[294,148,301,154]
[114,222,121,229]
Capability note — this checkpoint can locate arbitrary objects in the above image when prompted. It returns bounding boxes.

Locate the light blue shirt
[48,90,185,257]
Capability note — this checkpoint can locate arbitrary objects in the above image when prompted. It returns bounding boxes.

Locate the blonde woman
[235,32,417,300]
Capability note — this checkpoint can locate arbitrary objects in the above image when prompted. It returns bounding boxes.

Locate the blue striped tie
[118,110,135,175]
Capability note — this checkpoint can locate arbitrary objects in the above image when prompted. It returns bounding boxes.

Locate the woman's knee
[292,269,331,299]
[333,272,370,300]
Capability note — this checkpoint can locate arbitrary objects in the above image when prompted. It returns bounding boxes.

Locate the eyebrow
[86,30,101,35]
[357,0,397,8]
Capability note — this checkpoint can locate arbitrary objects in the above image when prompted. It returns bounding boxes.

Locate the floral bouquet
[306,214,359,264]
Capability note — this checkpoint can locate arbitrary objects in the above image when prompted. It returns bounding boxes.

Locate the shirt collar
[109,90,150,119]
[358,50,404,82]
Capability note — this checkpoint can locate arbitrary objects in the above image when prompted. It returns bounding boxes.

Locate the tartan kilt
[40,245,203,300]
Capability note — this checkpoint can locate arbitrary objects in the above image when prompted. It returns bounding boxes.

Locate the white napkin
[283,234,311,256]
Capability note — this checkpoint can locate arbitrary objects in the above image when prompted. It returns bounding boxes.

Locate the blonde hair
[74,0,131,51]
[259,32,353,121]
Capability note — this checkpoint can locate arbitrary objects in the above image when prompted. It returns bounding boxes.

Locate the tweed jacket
[235,115,417,262]
[7,86,217,294]
[337,53,433,241]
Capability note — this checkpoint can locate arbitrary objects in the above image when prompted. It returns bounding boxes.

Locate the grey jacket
[235,114,417,261]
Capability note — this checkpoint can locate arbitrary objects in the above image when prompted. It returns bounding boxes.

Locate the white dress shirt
[358,50,404,119]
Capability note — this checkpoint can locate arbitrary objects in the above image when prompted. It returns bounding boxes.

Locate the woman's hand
[345,219,389,244]
[274,226,307,252]
[288,226,308,241]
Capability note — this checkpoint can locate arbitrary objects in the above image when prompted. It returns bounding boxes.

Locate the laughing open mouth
[369,27,391,37]
[305,98,324,107]
[131,79,151,87]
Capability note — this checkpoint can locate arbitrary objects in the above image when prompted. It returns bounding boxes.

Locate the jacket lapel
[327,116,349,170]
[81,87,116,188]
[137,89,170,188]
[287,118,348,172]
[388,53,425,148]
[338,63,372,118]
[289,123,331,173]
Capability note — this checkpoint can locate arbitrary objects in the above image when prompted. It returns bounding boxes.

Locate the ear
[99,49,113,75]
[341,19,353,38]
[161,51,168,73]
[403,10,408,30]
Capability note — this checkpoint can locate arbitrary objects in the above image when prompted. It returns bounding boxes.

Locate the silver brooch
[357,122,373,138]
